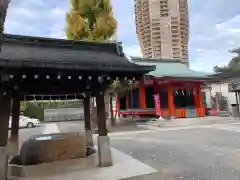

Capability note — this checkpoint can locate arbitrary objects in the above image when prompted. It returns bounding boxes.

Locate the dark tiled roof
[0,34,154,72]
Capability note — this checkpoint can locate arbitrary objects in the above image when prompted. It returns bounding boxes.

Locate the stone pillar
[84,94,93,146]
[96,90,112,167]
[8,97,20,156]
[0,94,11,180]
[168,84,175,119]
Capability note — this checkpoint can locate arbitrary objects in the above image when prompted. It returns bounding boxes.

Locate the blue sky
[4,0,240,72]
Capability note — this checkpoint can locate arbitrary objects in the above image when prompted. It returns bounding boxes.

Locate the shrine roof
[0,34,154,73]
[131,57,213,80]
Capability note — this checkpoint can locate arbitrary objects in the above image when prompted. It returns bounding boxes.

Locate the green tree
[66,0,117,128]
[107,80,139,125]
[23,103,44,121]
[211,93,228,111]
[66,0,117,41]
[214,55,240,73]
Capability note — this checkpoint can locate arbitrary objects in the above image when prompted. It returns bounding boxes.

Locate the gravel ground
[110,126,240,180]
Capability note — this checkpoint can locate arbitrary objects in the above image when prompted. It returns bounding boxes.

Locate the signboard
[154,94,161,116]
[228,83,240,92]
[228,78,240,92]
[156,79,169,85]
[143,76,154,85]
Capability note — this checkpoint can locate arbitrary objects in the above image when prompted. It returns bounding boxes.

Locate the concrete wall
[44,108,84,122]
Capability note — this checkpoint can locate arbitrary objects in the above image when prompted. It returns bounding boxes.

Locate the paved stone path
[16,117,240,180]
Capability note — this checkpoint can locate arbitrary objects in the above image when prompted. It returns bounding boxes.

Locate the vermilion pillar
[193,87,199,107]
[194,85,204,116]
[153,82,162,118]
[168,84,175,118]
[139,86,146,109]
[126,96,129,109]
[198,86,204,116]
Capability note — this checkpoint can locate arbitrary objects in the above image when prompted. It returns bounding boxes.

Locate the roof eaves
[131,57,184,64]
[3,34,122,55]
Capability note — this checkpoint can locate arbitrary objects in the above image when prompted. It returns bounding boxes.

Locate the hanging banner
[154,93,161,116]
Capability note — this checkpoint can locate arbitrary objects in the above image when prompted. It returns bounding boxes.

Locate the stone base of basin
[8,152,97,178]
[8,148,158,180]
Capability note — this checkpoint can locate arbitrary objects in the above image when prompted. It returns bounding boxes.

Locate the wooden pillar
[168,84,175,118]
[96,91,107,136]
[84,94,91,131]
[11,97,20,136]
[139,86,146,109]
[96,90,112,167]
[0,94,11,180]
[8,97,20,156]
[153,82,162,118]
[84,94,93,146]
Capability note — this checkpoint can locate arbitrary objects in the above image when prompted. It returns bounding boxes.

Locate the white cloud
[189,11,240,72]
[4,0,69,36]
[123,45,142,57]
[190,49,234,72]
[3,0,240,74]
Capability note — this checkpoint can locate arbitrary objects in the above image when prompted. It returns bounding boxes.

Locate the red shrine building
[117,58,214,119]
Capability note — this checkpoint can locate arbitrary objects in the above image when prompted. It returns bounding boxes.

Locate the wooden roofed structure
[117,57,216,119]
[0,34,155,180]
[0,34,154,100]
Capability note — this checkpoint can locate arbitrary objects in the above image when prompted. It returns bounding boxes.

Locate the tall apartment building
[135,0,189,63]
